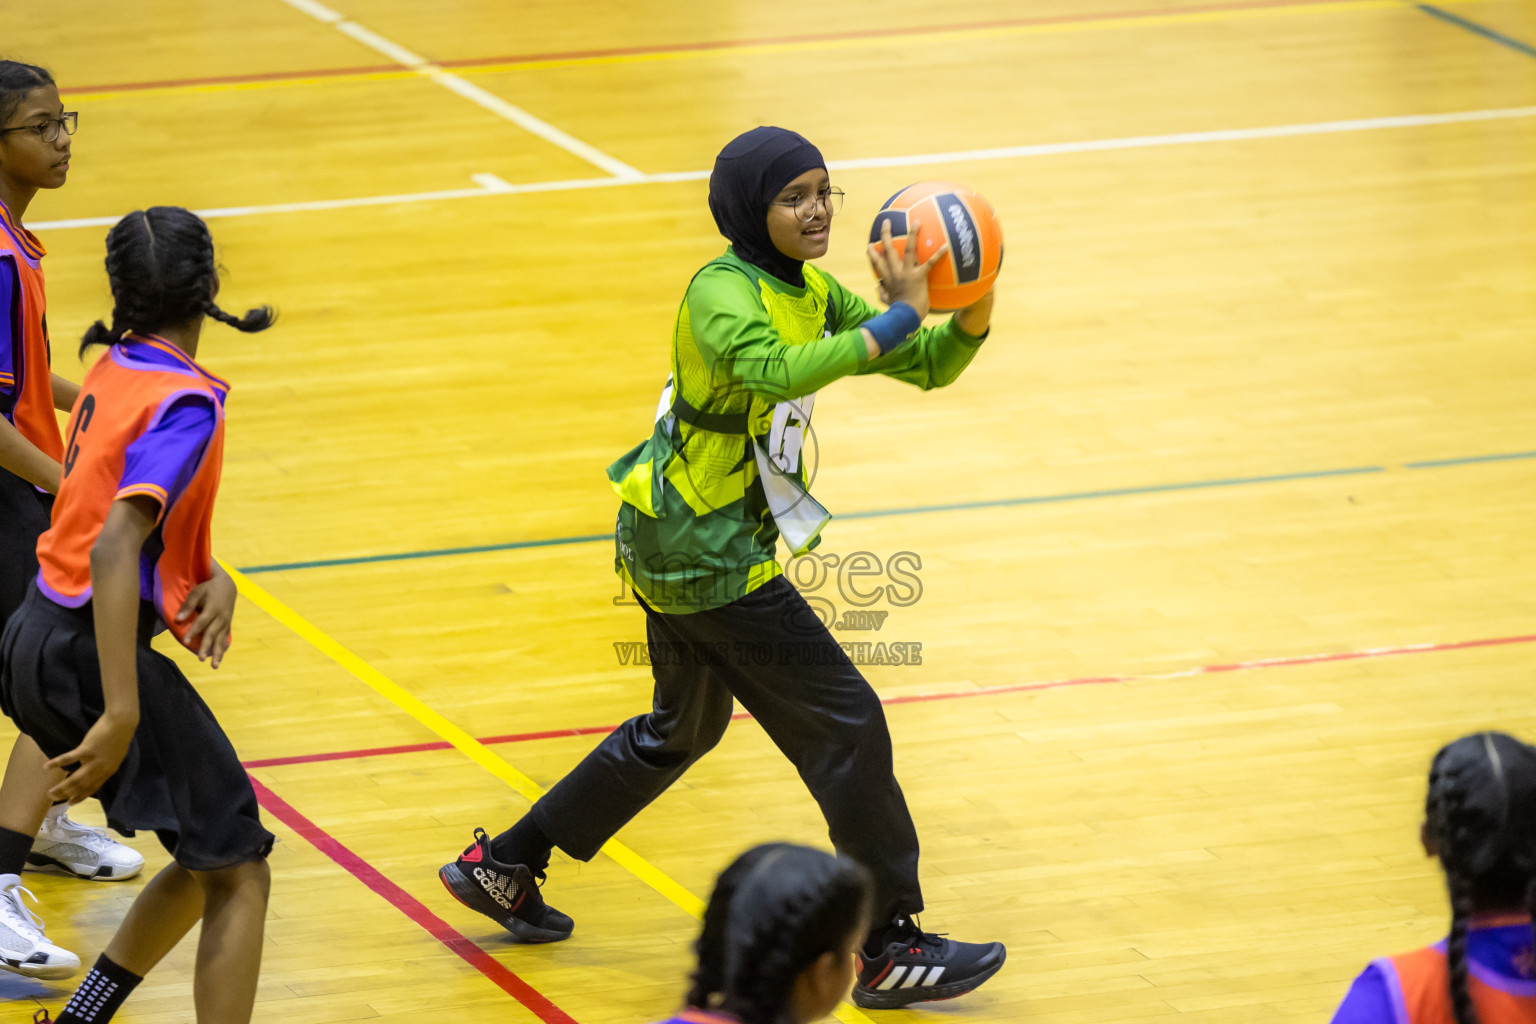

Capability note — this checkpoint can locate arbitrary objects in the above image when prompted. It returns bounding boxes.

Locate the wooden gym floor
[2,0,1534,1021]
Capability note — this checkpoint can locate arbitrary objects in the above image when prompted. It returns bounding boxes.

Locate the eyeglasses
[773,186,845,222]
[0,112,78,144]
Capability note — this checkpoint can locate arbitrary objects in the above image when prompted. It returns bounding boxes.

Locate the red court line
[71,62,405,93]
[71,0,1374,95]
[241,631,1536,770]
[244,725,617,768]
[247,775,580,1024]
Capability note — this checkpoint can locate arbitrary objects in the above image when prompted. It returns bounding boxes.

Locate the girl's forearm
[955,291,994,337]
[51,373,81,413]
[89,508,156,725]
[0,416,62,492]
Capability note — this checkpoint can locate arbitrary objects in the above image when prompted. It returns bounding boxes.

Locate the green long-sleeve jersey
[607,246,987,613]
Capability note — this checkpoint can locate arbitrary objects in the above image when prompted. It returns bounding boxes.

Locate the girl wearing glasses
[0,60,143,983]
[441,126,1005,1008]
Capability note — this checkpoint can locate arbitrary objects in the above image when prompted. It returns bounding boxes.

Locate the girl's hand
[177,567,236,667]
[45,712,137,804]
[867,218,949,320]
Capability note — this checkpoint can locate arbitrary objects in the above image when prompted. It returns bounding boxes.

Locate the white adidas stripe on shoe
[876,964,947,990]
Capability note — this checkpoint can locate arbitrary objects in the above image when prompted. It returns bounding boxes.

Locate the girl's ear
[807,948,851,1015]
[792,949,848,1023]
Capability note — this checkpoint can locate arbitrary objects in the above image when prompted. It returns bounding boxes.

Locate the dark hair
[687,844,783,1009]
[688,843,872,1024]
[0,60,53,127]
[1424,731,1536,1024]
[81,207,274,355]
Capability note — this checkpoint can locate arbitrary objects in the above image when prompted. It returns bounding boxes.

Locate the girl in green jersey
[442,126,1004,1008]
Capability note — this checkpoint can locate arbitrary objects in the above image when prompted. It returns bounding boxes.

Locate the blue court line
[837,466,1384,520]
[1416,4,1536,59]
[240,533,611,574]
[237,450,1536,575]
[1405,449,1536,468]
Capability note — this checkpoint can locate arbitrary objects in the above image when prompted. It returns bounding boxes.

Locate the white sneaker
[0,873,80,980]
[28,804,144,881]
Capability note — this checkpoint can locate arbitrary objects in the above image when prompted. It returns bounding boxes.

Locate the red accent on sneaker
[867,960,895,986]
[461,844,485,864]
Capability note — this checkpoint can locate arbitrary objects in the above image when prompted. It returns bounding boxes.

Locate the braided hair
[0,60,53,127]
[1424,731,1536,1024]
[688,843,786,1009]
[696,844,872,1024]
[81,207,273,355]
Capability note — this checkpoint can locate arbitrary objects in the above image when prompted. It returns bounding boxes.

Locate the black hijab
[708,126,825,287]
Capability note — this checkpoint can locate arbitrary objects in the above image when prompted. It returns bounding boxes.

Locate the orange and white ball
[870,181,1003,311]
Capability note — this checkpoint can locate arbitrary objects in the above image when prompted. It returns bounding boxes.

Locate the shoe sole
[0,956,80,980]
[26,852,143,882]
[852,950,1007,1009]
[438,864,572,944]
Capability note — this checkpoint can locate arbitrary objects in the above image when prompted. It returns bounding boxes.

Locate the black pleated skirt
[0,583,273,871]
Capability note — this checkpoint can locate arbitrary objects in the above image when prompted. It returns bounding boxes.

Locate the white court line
[275,0,644,180]
[31,105,1536,232]
[826,105,1536,169]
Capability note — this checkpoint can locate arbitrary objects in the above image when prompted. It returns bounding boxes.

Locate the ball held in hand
[870,181,1003,311]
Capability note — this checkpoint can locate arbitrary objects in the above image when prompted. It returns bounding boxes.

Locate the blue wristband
[861,301,922,356]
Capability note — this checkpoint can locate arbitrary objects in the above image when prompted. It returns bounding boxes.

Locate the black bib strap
[670,392,749,434]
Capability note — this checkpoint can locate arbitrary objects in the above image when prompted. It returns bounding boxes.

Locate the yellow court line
[221,559,874,1024]
[67,0,1492,104]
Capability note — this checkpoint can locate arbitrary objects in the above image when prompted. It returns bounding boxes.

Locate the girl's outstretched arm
[832,276,993,391]
[46,493,159,803]
[689,269,870,402]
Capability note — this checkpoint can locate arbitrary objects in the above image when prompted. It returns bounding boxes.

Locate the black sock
[864,915,918,957]
[0,825,32,877]
[488,816,553,875]
[55,954,142,1024]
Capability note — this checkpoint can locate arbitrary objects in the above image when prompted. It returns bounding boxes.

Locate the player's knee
[190,857,271,901]
[699,692,735,747]
[847,687,889,737]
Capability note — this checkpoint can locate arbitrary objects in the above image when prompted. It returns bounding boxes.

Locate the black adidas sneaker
[853,918,1006,1009]
[438,828,573,943]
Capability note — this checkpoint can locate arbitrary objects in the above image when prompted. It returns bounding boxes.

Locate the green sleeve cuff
[848,327,871,368]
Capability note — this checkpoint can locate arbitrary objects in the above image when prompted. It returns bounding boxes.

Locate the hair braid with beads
[1424,732,1536,1024]
[81,206,273,355]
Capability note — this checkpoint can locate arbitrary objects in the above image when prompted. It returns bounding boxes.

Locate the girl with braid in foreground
[4,207,275,1024]
[1330,732,1536,1024]
[658,843,873,1024]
